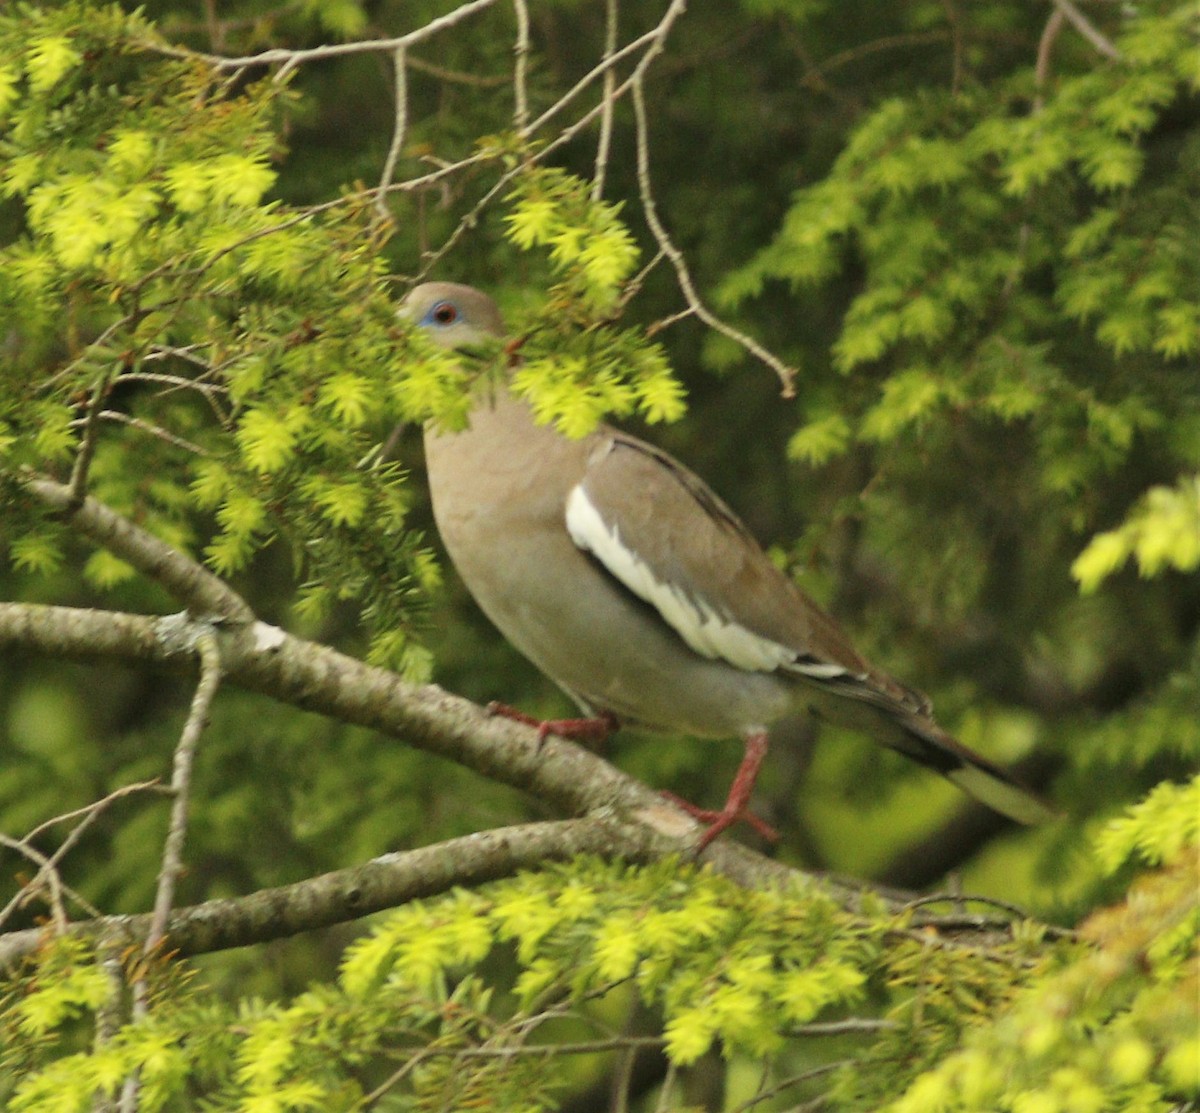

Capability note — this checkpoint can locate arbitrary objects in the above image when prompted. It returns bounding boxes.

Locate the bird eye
[432,302,458,325]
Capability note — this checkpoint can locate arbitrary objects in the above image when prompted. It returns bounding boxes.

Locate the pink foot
[661,791,780,849]
[487,702,618,747]
[662,731,779,850]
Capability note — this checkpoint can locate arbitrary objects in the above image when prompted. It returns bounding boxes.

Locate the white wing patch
[793,659,854,680]
[566,484,805,673]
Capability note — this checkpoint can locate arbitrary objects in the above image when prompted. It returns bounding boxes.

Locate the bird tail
[894,713,1055,825]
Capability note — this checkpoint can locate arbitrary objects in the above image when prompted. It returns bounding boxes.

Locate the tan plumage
[407,282,1053,845]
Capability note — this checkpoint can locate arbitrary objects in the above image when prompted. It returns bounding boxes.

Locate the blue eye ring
[429,301,458,326]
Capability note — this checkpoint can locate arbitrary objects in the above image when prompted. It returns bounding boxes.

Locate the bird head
[400,282,505,350]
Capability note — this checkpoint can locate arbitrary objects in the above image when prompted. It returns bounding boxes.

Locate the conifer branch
[0,819,654,967]
[21,477,254,623]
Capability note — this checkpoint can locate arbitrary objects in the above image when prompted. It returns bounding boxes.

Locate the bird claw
[659,790,781,850]
[486,702,618,749]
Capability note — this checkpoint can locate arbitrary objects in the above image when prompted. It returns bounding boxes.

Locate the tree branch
[630,73,799,398]
[591,0,619,200]
[0,601,798,893]
[0,781,159,931]
[512,0,531,132]
[67,365,117,505]
[375,45,409,219]
[67,410,210,457]
[149,0,506,76]
[0,819,656,968]
[146,628,222,951]
[1052,0,1121,61]
[21,476,254,623]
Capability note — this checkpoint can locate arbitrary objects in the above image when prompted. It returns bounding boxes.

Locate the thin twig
[0,835,71,930]
[519,19,676,140]
[612,1044,637,1113]
[413,167,522,281]
[654,1060,679,1113]
[792,29,950,88]
[406,53,510,87]
[138,348,220,375]
[67,411,210,457]
[456,1035,666,1058]
[129,208,319,296]
[592,0,620,200]
[0,780,160,930]
[19,780,163,845]
[903,891,1032,918]
[1035,6,1067,99]
[788,1094,835,1113]
[631,72,799,397]
[121,367,231,423]
[360,1044,439,1106]
[511,979,635,1040]
[1052,0,1121,60]
[121,628,222,1113]
[512,0,530,132]
[145,629,222,951]
[616,248,667,311]
[730,1061,847,1113]
[163,0,507,75]
[645,306,696,337]
[414,4,689,278]
[179,1,696,288]
[1012,4,1071,294]
[91,942,127,1113]
[38,312,135,395]
[376,46,409,220]
[67,366,117,507]
[792,1018,896,1035]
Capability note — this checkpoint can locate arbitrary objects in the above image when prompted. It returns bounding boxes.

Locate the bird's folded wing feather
[565,431,923,713]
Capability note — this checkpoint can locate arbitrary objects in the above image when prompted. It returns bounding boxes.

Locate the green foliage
[1072,475,1200,592]
[1093,774,1200,873]
[0,9,688,658]
[1,935,108,1040]
[0,3,479,671]
[503,167,687,435]
[505,167,641,314]
[723,0,1200,583]
[889,782,1200,1113]
[2,859,1057,1111]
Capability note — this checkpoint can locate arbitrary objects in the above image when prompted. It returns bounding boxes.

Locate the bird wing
[565,430,884,684]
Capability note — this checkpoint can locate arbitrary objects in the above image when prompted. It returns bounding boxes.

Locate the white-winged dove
[408,282,1052,848]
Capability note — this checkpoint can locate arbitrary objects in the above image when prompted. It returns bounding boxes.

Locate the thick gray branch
[0,819,654,968]
[22,477,253,623]
[0,602,797,888]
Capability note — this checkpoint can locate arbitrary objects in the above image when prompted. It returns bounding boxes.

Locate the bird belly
[439,511,793,737]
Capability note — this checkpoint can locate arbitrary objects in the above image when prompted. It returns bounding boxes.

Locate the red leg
[661,731,779,850]
[487,702,618,747]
